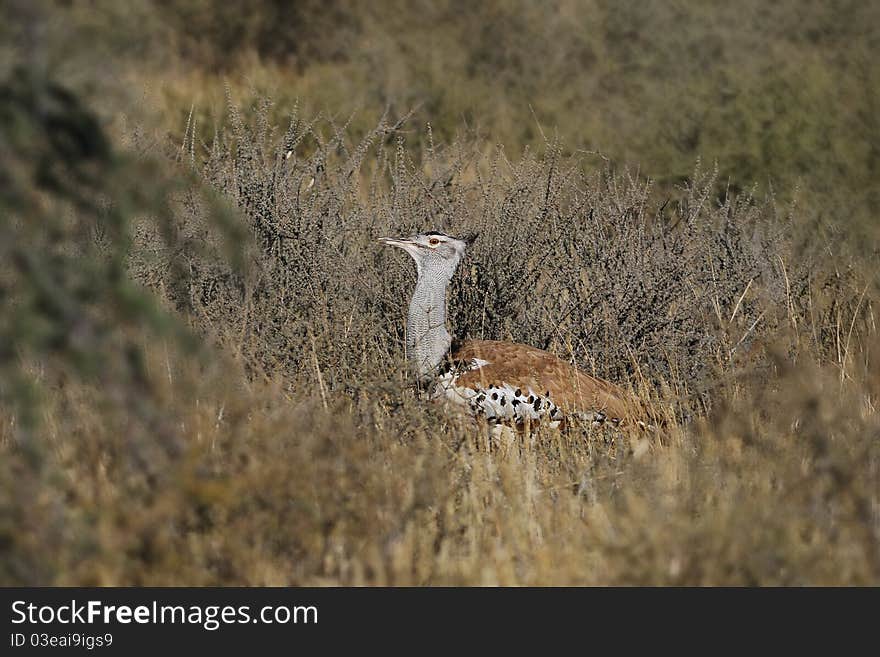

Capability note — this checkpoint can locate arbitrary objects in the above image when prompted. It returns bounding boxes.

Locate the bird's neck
[407,271,452,377]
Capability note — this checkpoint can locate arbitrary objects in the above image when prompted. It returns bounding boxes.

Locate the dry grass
[4,94,878,586]
[3,335,878,585]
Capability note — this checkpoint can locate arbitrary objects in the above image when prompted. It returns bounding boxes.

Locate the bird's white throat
[407,272,452,377]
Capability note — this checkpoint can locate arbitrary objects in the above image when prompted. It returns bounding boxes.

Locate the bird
[378,231,643,429]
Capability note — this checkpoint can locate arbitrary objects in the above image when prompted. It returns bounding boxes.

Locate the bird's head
[378,231,475,280]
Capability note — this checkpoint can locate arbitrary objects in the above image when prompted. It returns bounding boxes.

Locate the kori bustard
[379,231,642,428]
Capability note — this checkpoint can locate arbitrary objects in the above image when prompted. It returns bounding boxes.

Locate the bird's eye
[428,238,440,246]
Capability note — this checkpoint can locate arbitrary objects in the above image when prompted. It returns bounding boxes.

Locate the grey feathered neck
[407,264,453,377]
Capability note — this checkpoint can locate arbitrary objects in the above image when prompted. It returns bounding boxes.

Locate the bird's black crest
[461,231,478,246]
[422,230,477,246]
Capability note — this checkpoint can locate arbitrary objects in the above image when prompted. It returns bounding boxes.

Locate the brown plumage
[379,231,647,429]
[450,339,638,425]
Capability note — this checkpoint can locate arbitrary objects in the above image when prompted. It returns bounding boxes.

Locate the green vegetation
[1,0,877,585]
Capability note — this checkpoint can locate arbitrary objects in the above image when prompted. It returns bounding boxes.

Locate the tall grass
[2,86,876,585]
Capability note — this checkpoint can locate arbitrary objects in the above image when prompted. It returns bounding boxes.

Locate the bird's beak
[378,236,424,264]
[378,236,415,248]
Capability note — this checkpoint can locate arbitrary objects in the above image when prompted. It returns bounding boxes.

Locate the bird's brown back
[450,339,638,424]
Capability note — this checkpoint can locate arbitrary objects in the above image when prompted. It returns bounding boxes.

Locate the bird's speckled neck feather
[407,269,452,376]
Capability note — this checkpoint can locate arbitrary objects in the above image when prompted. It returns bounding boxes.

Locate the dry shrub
[3,95,878,585]
[141,100,866,416]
